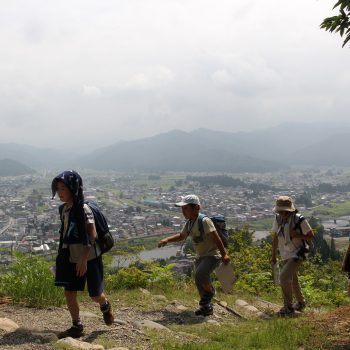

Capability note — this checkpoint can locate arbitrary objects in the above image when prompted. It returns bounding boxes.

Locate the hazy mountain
[189,122,350,163]
[79,129,288,172]
[0,158,36,176]
[0,143,73,169]
[292,133,350,166]
[2,122,350,171]
[78,122,350,172]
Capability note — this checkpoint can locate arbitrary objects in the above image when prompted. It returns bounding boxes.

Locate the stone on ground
[0,318,19,332]
[139,288,151,295]
[235,299,248,307]
[133,320,170,331]
[56,337,104,350]
[153,295,168,302]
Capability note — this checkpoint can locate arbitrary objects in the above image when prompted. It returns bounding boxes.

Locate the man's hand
[221,254,230,265]
[158,238,168,248]
[76,257,87,277]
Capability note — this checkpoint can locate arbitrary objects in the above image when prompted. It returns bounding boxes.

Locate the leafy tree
[330,236,341,260]
[227,227,273,295]
[321,1,350,47]
[295,192,312,208]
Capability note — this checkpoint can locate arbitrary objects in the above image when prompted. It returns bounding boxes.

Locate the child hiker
[51,170,114,338]
[158,194,230,316]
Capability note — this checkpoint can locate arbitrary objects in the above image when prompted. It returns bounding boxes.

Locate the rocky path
[0,291,244,350]
[2,291,346,350]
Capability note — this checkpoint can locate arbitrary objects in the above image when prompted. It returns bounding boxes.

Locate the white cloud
[81,85,101,97]
[0,0,348,149]
[124,66,175,90]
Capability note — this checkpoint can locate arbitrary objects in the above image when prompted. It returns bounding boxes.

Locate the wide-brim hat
[273,195,296,212]
[175,194,200,207]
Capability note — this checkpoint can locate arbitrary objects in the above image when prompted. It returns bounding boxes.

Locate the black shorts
[64,256,104,297]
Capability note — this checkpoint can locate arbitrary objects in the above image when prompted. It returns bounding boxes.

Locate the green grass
[243,218,272,231]
[310,200,350,217]
[0,253,65,307]
[150,318,312,350]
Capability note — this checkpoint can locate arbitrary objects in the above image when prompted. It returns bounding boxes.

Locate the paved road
[0,217,14,236]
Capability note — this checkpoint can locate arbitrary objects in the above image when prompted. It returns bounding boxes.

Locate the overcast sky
[0,0,348,150]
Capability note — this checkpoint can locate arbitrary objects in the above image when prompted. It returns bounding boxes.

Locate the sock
[72,319,83,328]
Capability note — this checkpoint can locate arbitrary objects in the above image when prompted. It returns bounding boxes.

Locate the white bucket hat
[175,194,201,207]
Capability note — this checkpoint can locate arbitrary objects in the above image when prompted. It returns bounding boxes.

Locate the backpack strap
[184,220,191,236]
[292,212,310,250]
[197,213,208,241]
[293,213,305,232]
[58,204,65,250]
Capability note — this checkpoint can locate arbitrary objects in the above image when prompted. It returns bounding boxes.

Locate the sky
[0,0,349,150]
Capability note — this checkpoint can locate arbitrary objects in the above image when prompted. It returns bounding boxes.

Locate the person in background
[51,170,114,338]
[271,195,314,316]
[342,238,350,297]
[158,194,230,316]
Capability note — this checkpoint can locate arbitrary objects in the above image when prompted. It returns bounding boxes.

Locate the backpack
[276,212,311,259]
[59,201,114,254]
[86,201,114,254]
[197,213,229,248]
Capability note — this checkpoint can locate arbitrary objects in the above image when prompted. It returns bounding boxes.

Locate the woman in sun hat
[271,196,314,316]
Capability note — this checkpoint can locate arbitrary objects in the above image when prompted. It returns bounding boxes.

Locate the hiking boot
[194,304,213,317]
[58,324,84,339]
[277,306,295,317]
[292,301,306,312]
[101,301,114,325]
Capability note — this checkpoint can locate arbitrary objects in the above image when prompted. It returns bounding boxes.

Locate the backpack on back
[197,213,229,248]
[59,201,114,254]
[276,211,312,259]
[86,201,114,254]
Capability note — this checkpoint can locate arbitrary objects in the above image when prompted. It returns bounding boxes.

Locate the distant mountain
[3,122,350,172]
[0,158,35,176]
[78,129,288,172]
[292,133,350,166]
[0,143,73,169]
[189,122,350,163]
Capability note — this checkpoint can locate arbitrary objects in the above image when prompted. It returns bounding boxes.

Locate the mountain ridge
[1,123,350,171]
[0,158,35,176]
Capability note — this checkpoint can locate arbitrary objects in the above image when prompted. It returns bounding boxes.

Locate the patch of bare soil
[306,307,350,350]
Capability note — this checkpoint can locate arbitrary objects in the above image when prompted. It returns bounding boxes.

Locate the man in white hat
[158,194,230,316]
[271,196,314,316]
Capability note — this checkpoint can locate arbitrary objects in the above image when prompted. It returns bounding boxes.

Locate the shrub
[105,262,177,292]
[0,253,65,307]
[105,266,148,290]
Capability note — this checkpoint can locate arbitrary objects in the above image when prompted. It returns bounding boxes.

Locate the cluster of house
[1,169,350,266]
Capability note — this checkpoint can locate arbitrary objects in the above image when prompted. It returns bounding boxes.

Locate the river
[112,231,270,268]
[111,245,180,268]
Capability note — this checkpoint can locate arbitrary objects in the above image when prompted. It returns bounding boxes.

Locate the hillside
[293,133,350,166]
[0,144,72,170]
[0,291,349,350]
[79,130,287,172]
[0,159,35,176]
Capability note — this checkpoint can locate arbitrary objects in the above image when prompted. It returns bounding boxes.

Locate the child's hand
[76,257,87,276]
[158,238,168,248]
